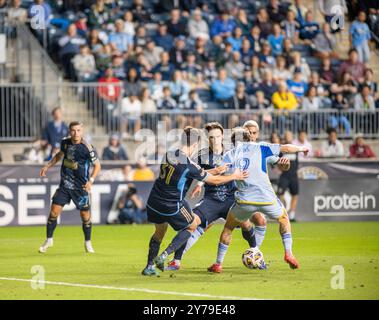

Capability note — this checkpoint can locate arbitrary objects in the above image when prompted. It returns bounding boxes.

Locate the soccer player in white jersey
[208,128,308,270]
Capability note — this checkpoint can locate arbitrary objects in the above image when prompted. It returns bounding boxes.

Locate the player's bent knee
[252,213,267,227]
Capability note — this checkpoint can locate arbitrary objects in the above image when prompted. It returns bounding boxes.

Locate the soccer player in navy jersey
[38,121,101,254]
[142,126,249,276]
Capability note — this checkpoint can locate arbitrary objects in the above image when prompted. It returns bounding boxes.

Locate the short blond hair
[243,120,259,131]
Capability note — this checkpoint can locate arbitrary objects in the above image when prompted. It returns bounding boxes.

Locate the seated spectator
[257,69,278,101]
[71,45,98,82]
[232,82,254,110]
[204,59,218,86]
[169,36,188,68]
[148,72,165,101]
[302,86,321,111]
[193,37,209,66]
[289,51,311,82]
[167,8,187,37]
[183,89,205,111]
[152,51,175,81]
[258,42,276,69]
[88,29,104,55]
[313,22,338,59]
[225,51,245,80]
[240,38,254,65]
[133,158,155,181]
[102,134,129,160]
[293,130,314,159]
[98,68,121,105]
[281,10,300,44]
[299,10,319,41]
[169,70,190,103]
[120,94,142,135]
[350,135,376,159]
[211,68,236,107]
[338,49,366,83]
[350,11,371,64]
[267,23,285,56]
[331,71,358,103]
[122,10,135,37]
[42,107,68,152]
[267,0,287,23]
[140,87,157,114]
[272,81,298,111]
[131,0,150,24]
[243,67,256,95]
[309,71,331,106]
[95,44,113,73]
[143,38,164,68]
[157,86,178,110]
[319,57,336,85]
[329,93,351,136]
[124,67,142,97]
[251,90,271,110]
[88,0,112,29]
[188,8,210,41]
[282,38,294,66]
[287,70,308,102]
[58,23,86,80]
[154,22,174,52]
[134,25,148,47]
[110,54,127,80]
[318,128,345,158]
[354,85,376,111]
[248,25,262,54]
[117,184,146,224]
[273,55,291,81]
[360,69,377,98]
[250,56,263,84]
[302,86,324,132]
[226,27,244,52]
[255,7,273,38]
[210,12,236,38]
[108,19,134,53]
[236,9,251,36]
[180,52,202,83]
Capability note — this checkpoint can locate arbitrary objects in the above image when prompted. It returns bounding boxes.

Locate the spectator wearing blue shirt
[226,27,244,52]
[154,22,174,52]
[109,19,134,53]
[350,11,372,63]
[287,70,308,101]
[267,23,284,56]
[152,52,175,81]
[210,13,236,38]
[299,10,320,41]
[28,0,52,28]
[42,107,68,153]
[211,69,236,108]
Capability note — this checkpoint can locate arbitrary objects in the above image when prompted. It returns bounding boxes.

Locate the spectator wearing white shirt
[319,128,345,158]
[71,45,98,81]
[188,8,210,41]
[293,130,314,159]
[120,94,142,135]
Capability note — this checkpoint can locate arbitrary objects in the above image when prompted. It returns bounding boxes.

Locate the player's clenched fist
[40,166,49,177]
[83,181,93,192]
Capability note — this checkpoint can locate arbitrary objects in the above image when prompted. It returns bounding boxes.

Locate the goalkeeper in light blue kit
[208,128,309,270]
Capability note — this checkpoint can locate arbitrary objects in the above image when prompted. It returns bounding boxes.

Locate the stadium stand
[0,0,379,162]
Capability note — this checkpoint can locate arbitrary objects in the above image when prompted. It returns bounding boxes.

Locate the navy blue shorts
[193,196,235,228]
[52,187,90,211]
[147,200,194,231]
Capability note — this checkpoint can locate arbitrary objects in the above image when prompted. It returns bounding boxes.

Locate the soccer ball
[242,247,264,269]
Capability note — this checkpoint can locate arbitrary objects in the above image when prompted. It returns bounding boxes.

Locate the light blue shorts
[229,198,286,222]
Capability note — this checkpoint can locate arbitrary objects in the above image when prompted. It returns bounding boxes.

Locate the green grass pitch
[0,221,378,300]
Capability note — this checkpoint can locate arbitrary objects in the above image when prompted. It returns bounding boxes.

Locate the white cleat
[39,238,53,253]
[85,241,95,253]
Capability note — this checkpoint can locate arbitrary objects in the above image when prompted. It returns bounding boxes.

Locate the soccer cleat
[153,254,166,272]
[165,260,181,271]
[284,253,300,269]
[258,260,268,270]
[207,263,222,273]
[85,241,95,253]
[39,238,53,253]
[141,265,159,276]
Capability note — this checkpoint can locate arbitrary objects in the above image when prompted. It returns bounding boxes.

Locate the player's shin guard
[255,226,267,248]
[163,230,192,257]
[242,228,256,248]
[216,242,229,264]
[281,232,293,254]
[82,220,92,241]
[147,237,161,266]
[46,215,58,239]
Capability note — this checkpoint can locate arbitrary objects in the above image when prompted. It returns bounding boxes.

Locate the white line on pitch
[0,277,265,300]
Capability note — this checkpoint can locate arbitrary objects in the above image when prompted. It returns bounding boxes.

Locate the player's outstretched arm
[280,144,309,156]
[39,151,64,177]
[205,169,248,186]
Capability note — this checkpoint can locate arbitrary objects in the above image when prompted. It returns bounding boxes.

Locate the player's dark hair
[69,121,83,130]
[204,122,224,134]
[231,127,250,146]
[181,126,201,147]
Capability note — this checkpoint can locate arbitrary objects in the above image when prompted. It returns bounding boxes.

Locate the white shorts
[229,198,286,222]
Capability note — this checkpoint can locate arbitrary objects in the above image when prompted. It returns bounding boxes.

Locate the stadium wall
[0,162,378,226]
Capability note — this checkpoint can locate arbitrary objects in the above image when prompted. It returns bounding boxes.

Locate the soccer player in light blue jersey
[208,127,308,271]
